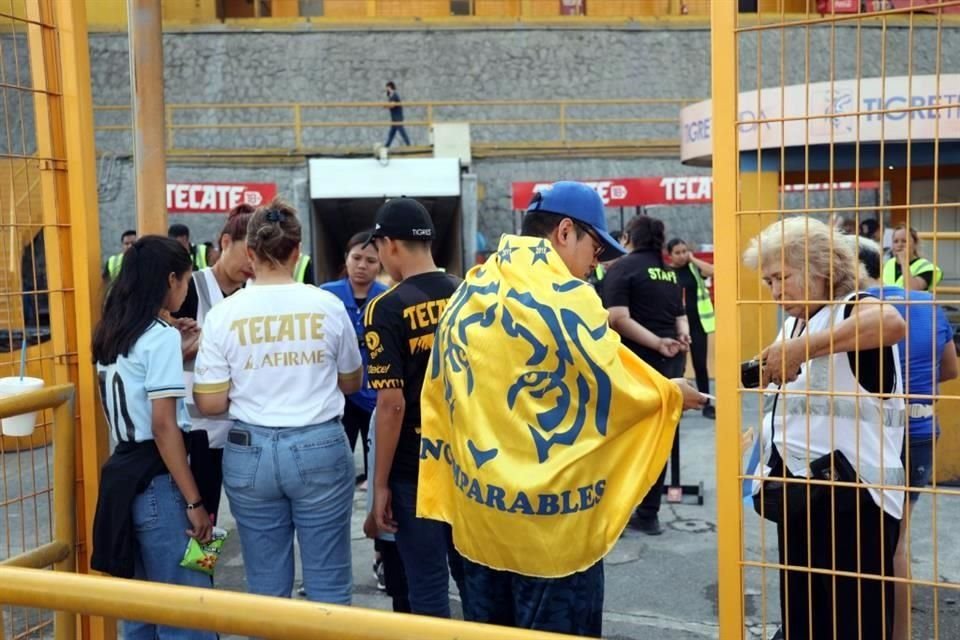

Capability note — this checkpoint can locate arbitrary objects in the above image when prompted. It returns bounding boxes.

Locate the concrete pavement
[1,404,957,639]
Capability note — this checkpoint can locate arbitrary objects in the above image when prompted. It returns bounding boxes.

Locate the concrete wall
[86,21,960,260]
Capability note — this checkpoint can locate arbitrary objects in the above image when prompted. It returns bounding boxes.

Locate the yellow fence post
[559,102,567,145]
[710,2,744,639]
[128,0,169,236]
[165,105,174,152]
[50,1,114,638]
[53,392,77,640]
[293,104,303,151]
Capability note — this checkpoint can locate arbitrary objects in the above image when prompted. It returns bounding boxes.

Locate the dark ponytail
[92,236,192,364]
[627,215,667,254]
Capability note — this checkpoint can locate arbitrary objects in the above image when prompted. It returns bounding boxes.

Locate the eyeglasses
[573,221,604,259]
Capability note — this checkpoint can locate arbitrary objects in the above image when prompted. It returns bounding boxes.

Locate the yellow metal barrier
[2,1,107,638]
[711,1,960,638]
[0,565,579,640]
[93,98,692,157]
[0,384,76,640]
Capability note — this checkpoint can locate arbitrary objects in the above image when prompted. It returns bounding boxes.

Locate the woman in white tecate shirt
[193,199,362,604]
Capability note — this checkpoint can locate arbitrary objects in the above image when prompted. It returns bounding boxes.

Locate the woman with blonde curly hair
[744,216,907,640]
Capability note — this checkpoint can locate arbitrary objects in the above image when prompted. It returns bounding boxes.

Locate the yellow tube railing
[93,98,694,156]
[0,566,579,640]
[0,384,76,640]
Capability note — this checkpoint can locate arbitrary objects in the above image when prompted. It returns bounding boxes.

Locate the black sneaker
[296,584,306,597]
[702,404,716,420]
[629,514,664,536]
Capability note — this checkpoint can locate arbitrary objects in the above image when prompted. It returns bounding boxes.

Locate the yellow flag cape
[418,234,682,578]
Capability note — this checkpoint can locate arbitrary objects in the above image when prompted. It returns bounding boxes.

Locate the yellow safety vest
[106,253,124,280]
[294,254,311,283]
[882,257,942,289]
[193,245,208,271]
[688,263,715,334]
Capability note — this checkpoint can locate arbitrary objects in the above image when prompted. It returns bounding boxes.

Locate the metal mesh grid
[715,2,960,639]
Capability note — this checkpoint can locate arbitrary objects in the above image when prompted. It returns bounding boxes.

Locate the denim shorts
[901,436,937,504]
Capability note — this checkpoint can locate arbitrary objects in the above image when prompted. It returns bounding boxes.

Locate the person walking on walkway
[384,81,411,148]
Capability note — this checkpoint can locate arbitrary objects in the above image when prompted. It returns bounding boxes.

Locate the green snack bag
[180,527,228,576]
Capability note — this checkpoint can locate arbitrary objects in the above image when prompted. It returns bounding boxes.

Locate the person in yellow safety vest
[102,229,137,282]
[193,244,209,271]
[168,223,211,271]
[588,228,628,297]
[293,253,316,285]
[668,238,716,419]
[884,224,943,292]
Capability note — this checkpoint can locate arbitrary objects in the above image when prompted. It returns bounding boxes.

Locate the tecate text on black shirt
[364,271,461,483]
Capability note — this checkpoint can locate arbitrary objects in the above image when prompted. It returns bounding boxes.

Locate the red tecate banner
[511,178,881,209]
[166,182,278,214]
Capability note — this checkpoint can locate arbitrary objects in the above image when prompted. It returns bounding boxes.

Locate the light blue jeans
[125,474,217,640]
[223,421,355,604]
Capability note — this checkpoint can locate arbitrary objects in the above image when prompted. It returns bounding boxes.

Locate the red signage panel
[511,177,714,209]
[166,182,278,214]
[512,178,881,209]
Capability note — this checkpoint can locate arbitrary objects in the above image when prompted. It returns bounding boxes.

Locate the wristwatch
[185,499,204,511]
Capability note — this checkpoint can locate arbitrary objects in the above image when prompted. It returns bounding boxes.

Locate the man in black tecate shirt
[363,198,463,617]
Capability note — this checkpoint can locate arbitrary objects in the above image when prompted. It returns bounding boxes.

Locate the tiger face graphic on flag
[417,234,683,578]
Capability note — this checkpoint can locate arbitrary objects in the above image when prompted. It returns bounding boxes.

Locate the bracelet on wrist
[185,499,204,511]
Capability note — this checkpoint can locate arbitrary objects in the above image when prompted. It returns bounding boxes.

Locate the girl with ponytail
[91,235,216,640]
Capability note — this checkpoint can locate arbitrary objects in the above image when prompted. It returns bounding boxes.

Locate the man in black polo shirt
[364,198,462,617]
[602,215,688,535]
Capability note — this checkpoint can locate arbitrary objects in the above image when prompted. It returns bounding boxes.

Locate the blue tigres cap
[525,181,627,262]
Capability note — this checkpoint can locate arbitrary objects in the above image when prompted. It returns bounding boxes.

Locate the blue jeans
[125,474,217,640]
[385,125,410,147]
[390,479,463,617]
[461,558,604,637]
[223,421,355,604]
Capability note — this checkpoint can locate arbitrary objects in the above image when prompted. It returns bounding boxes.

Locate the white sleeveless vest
[184,268,233,448]
[756,292,906,519]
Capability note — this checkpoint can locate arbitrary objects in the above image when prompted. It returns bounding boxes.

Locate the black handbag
[753,447,859,524]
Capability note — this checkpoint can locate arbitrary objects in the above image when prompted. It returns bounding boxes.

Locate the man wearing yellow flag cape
[418,181,706,636]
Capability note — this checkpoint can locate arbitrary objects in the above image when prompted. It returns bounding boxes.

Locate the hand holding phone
[741,360,761,389]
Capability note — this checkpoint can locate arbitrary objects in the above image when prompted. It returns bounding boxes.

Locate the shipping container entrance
[308,158,467,283]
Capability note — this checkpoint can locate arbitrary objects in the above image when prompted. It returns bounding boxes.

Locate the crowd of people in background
[89,190,952,639]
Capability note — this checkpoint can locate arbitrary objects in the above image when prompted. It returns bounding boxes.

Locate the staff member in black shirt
[602,215,688,536]
[364,198,463,618]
